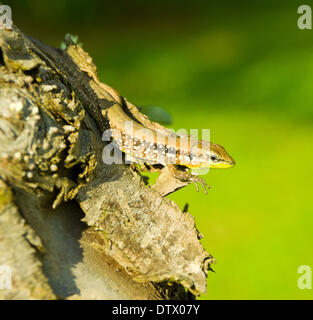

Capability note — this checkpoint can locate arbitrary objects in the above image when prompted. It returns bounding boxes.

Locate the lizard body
[102,94,235,195]
[105,103,235,170]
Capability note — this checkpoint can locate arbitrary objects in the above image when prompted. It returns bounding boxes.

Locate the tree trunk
[0,25,214,300]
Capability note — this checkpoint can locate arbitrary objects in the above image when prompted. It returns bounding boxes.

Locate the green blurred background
[8,0,313,299]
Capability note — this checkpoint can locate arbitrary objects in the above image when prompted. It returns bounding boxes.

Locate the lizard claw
[190,176,210,195]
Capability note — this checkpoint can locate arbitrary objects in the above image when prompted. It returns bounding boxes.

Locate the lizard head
[187,140,236,169]
[206,142,236,169]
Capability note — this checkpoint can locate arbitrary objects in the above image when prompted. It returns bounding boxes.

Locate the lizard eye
[210,155,218,162]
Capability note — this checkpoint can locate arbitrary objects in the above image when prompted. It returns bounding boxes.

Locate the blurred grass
[10,0,313,299]
[168,111,313,299]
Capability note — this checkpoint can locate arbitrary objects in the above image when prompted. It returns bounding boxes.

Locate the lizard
[103,100,236,194]
[27,35,236,195]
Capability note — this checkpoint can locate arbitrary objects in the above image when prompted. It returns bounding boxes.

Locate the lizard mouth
[185,160,236,169]
[210,160,236,169]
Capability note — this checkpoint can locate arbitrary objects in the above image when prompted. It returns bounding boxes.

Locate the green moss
[0,182,13,212]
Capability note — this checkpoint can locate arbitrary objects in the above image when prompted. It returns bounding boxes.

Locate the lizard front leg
[151,164,210,196]
[167,165,211,195]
